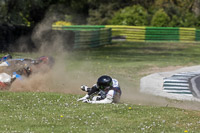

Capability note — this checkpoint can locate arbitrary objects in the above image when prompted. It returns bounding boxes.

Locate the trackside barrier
[145,27,179,42]
[52,25,105,30]
[179,28,196,42]
[106,25,200,42]
[196,30,200,41]
[74,28,112,49]
[52,25,200,48]
[105,25,146,42]
[52,25,111,49]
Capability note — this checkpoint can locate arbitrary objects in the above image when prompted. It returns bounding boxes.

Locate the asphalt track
[190,75,200,98]
[140,65,200,102]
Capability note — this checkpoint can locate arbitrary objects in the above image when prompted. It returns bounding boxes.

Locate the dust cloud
[9,11,93,95]
[10,52,96,95]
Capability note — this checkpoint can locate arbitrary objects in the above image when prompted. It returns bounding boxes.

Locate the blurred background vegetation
[0,0,200,28]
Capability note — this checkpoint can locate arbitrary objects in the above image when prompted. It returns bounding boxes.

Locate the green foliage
[0,1,7,23]
[0,0,90,26]
[168,15,180,27]
[151,9,170,27]
[109,5,148,26]
[0,0,200,27]
[87,3,118,25]
[180,12,199,27]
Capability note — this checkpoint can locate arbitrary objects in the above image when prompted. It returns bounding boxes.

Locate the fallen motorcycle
[0,54,54,90]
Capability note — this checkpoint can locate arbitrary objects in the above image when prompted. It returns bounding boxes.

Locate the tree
[180,11,198,27]
[0,0,199,27]
[109,5,149,26]
[151,9,170,27]
[168,15,180,27]
[87,3,118,25]
[192,0,200,17]
[0,0,89,26]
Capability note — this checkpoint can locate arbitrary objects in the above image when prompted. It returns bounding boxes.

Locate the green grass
[69,42,200,66]
[65,42,200,90]
[0,91,200,133]
[1,42,200,132]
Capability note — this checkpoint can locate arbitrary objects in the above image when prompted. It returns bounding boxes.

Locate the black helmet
[97,75,113,90]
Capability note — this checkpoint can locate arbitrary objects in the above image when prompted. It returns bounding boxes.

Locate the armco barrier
[52,25,200,48]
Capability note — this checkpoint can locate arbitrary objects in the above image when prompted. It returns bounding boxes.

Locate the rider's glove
[81,85,89,92]
[77,94,89,101]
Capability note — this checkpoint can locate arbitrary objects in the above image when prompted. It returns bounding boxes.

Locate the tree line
[0,0,200,28]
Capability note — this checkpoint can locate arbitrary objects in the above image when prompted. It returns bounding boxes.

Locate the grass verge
[1,42,200,132]
[0,91,200,133]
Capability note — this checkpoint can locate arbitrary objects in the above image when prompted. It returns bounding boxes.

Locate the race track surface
[140,65,200,102]
[190,75,200,98]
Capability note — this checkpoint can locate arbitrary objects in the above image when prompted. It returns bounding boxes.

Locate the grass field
[1,42,200,132]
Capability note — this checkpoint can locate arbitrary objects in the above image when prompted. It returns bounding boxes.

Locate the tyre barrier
[52,25,112,49]
[107,26,200,42]
[52,25,200,45]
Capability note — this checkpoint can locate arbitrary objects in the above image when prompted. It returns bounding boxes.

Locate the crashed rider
[0,54,54,89]
[77,75,122,104]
